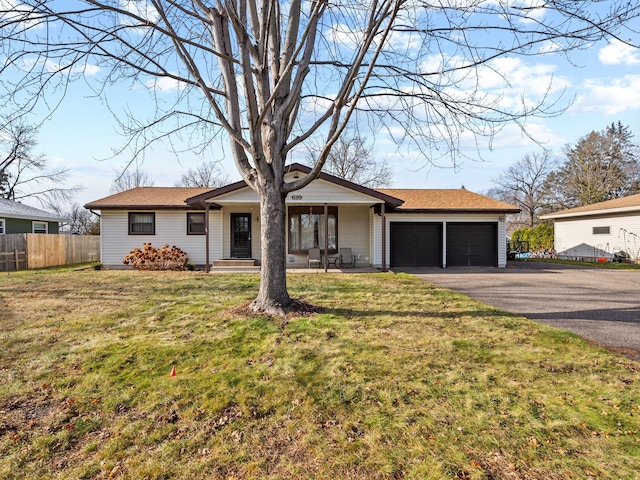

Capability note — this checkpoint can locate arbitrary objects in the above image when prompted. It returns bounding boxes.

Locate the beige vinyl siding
[100,210,219,267]
[285,178,388,204]
[554,212,640,261]
[209,210,223,261]
[336,206,370,263]
[214,177,384,205]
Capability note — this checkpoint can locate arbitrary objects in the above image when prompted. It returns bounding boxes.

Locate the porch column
[381,203,387,272]
[205,204,210,273]
[324,203,329,272]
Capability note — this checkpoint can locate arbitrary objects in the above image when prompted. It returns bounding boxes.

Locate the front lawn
[1,268,638,479]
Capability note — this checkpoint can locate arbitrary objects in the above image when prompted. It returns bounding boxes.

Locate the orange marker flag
[170,365,176,377]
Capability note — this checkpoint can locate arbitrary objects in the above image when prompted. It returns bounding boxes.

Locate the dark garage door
[390,222,442,267]
[446,223,497,267]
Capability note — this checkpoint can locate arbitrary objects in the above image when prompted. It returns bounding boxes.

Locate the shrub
[123,243,189,271]
[511,223,554,251]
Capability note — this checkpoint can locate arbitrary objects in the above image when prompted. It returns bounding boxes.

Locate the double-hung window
[187,212,205,235]
[0,218,5,234]
[129,212,155,235]
[32,221,48,234]
[288,206,338,254]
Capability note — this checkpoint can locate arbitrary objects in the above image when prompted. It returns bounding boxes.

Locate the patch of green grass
[1,269,639,479]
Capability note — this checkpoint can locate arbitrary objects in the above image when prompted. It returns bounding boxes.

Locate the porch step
[213,259,258,267]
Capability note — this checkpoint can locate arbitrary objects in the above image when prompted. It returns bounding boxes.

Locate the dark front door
[230,213,252,258]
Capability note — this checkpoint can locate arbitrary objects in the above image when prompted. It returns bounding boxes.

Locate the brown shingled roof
[378,189,520,212]
[84,187,213,210]
[85,185,519,213]
[541,192,640,219]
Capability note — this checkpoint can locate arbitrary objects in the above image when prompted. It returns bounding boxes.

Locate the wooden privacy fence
[0,234,100,271]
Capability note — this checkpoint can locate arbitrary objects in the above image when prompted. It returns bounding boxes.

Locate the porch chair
[307,248,322,268]
[339,248,356,268]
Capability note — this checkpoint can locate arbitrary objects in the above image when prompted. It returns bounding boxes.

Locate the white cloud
[572,75,640,115]
[0,0,46,30]
[598,39,640,66]
[145,76,185,92]
[22,57,100,76]
[538,41,562,54]
[119,0,159,24]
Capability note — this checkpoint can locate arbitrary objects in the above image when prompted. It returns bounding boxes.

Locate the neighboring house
[540,193,640,262]
[84,163,520,269]
[0,198,66,235]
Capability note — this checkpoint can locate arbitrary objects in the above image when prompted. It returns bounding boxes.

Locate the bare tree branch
[0,119,83,207]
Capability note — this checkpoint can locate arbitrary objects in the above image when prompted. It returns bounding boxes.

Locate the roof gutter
[540,205,640,220]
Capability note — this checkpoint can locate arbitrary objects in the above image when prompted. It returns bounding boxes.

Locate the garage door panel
[391,222,442,267]
[446,223,497,267]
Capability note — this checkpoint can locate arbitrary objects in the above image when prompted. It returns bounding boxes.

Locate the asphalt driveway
[410,262,640,360]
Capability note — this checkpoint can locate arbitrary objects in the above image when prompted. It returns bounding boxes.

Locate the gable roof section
[185,163,404,207]
[84,187,213,210]
[379,189,520,213]
[540,193,640,220]
[0,198,66,222]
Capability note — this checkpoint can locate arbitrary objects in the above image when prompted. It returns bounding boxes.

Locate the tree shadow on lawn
[320,305,514,321]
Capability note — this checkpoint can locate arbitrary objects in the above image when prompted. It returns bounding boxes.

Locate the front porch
[208,265,381,274]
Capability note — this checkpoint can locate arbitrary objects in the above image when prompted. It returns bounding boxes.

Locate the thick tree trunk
[249,181,291,316]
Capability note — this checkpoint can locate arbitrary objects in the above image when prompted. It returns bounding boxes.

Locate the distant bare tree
[176,161,230,188]
[110,165,155,193]
[307,130,392,188]
[54,203,100,234]
[488,150,556,228]
[1,120,82,207]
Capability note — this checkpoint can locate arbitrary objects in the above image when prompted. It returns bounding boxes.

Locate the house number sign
[291,195,303,200]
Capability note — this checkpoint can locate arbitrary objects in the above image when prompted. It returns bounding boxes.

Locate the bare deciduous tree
[53,203,100,234]
[1,1,639,314]
[176,160,230,188]
[487,150,556,229]
[111,165,155,193]
[0,120,82,207]
[307,130,392,188]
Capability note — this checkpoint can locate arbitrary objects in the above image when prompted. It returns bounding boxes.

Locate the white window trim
[32,221,48,234]
[0,218,5,235]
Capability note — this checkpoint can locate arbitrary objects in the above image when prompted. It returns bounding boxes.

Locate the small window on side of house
[129,212,155,235]
[32,221,48,234]
[592,226,610,235]
[187,213,205,235]
[0,218,5,234]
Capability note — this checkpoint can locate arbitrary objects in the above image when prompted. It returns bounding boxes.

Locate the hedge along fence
[0,234,100,271]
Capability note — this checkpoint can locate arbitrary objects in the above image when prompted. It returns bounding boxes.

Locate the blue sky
[11,8,640,209]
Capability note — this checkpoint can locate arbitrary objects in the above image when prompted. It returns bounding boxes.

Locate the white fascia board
[540,205,640,220]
